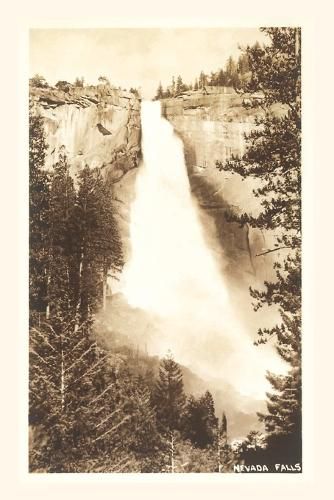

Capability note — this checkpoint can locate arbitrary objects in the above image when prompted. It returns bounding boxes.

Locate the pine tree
[93,171,124,308]
[194,78,199,91]
[217,412,227,471]
[216,27,302,464]
[29,318,137,471]
[29,102,50,323]
[176,75,184,95]
[236,430,267,467]
[237,52,250,76]
[182,395,200,445]
[217,68,226,86]
[47,148,77,323]
[202,391,218,433]
[55,80,72,92]
[182,391,218,448]
[171,76,176,96]
[225,56,239,87]
[259,363,301,465]
[153,352,186,432]
[209,71,217,86]
[30,155,127,472]
[155,82,164,100]
[74,76,84,88]
[74,166,124,322]
[30,74,48,88]
[216,412,235,472]
[127,380,161,457]
[153,352,186,473]
[98,75,110,86]
[198,71,207,89]
[164,87,171,98]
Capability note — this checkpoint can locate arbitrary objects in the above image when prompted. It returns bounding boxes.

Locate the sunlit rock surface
[161,88,278,284]
[31,85,142,260]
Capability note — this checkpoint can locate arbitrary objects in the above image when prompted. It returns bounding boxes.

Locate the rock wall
[30,85,142,260]
[161,90,274,285]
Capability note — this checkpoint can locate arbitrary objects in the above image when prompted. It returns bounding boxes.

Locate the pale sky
[30,28,268,98]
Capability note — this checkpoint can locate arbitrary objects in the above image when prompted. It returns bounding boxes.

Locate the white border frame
[1,0,328,497]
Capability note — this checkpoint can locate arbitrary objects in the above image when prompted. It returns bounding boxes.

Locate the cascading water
[120,100,285,400]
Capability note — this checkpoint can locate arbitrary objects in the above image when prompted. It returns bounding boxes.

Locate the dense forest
[29,27,302,473]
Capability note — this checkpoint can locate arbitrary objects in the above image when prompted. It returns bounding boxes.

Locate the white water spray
[121,100,285,399]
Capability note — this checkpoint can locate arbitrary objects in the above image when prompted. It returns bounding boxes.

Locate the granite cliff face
[161,89,274,285]
[31,85,142,260]
[31,84,272,281]
[30,83,278,304]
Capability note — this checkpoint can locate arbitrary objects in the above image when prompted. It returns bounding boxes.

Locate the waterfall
[120,100,285,400]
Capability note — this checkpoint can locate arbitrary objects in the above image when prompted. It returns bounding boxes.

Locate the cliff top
[30,84,140,109]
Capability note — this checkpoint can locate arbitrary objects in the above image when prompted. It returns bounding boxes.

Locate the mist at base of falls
[116,100,286,401]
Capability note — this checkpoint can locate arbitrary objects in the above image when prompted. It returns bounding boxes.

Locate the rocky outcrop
[161,89,277,284]
[30,85,142,260]
[31,85,141,176]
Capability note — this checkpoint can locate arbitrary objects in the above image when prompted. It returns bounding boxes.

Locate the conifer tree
[235,430,267,467]
[47,148,77,323]
[209,71,217,86]
[29,103,50,323]
[155,82,164,100]
[237,52,250,77]
[176,75,184,95]
[29,319,138,471]
[225,56,239,87]
[126,380,161,457]
[74,76,84,88]
[217,68,226,86]
[74,166,124,322]
[198,71,207,89]
[30,154,127,472]
[216,412,235,472]
[153,352,186,432]
[216,27,302,464]
[182,395,200,445]
[30,74,48,88]
[152,353,186,473]
[202,391,218,436]
[171,76,176,96]
[182,391,218,448]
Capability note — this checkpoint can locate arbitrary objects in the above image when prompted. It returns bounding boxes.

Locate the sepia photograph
[28,26,302,474]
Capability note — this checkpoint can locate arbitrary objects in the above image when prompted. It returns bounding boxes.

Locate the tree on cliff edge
[30,74,49,88]
[155,82,164,100]
[216,27,302,465]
